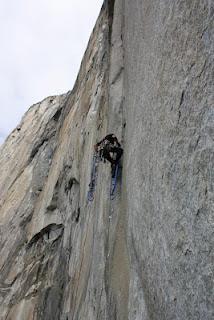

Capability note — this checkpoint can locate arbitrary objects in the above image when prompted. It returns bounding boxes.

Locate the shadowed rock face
[0,0,213,319]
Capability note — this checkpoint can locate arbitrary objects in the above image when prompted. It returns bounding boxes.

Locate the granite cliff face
[0,0,213,319]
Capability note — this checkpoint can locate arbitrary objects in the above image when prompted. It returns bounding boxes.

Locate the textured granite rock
[0,0,213,319]
[123,1,213,319]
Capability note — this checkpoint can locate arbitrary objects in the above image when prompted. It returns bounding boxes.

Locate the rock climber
[94,134,123,175]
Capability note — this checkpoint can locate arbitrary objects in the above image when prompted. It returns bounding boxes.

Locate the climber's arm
[116,140,121,147]
[113,136,121,147]
[94,135,109,149]
[94,138,105,151]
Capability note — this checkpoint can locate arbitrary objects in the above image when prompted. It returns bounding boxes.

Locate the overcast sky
[0,0,103,144]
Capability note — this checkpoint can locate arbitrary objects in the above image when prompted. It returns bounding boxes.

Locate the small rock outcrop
[0,0,213,319]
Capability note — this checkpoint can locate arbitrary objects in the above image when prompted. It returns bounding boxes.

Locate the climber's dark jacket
[95,134,123,165]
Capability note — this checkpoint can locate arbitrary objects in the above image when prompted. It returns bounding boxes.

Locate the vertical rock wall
[123,0,214,319]
[0,0,213,319]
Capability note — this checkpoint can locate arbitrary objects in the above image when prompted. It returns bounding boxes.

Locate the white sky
[0,0,103,144]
